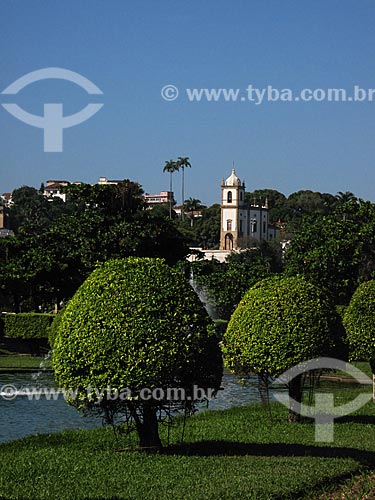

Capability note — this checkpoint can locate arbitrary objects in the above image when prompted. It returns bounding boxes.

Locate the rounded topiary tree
[344,280,375,374]
[48,308,65,349]
[223,276,342,421]
[53,257,222,450]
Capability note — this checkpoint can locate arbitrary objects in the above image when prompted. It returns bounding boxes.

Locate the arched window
[227,220,232,231]
[240,191,243,201]
[227,191,232,203]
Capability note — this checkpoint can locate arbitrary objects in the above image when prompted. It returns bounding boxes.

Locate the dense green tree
[53,258,222,450]
[63,181,145,217]
[244,188,338,231]
[194,204,221,248]
[223,276,342,421]
[283,190,337,231]
[245,189,287,224]
[287,190,335,216]
[245,189,286,209]
[8,186,62,232]
[0,181,189,312]
[285,199,375,305]
[149,203,176,219]
[192,241,282,319]
[0,235,36,312]
[343,280,375,373]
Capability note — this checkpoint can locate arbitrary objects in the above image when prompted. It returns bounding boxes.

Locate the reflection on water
[0,373,98,444]
[208,374,263,410]
[0,372,280,444]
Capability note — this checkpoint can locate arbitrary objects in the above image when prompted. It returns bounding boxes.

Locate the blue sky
[1,0,375,206]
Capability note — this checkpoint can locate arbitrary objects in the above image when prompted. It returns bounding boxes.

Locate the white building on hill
[220,168,278,250]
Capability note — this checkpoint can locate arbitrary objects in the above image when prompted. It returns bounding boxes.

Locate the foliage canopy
[343,280,375,369]
[53,257,223,448]
[223,276,341,376]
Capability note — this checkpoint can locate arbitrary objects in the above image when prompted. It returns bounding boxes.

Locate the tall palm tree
[177,156,191,219]
[163,159,179,219]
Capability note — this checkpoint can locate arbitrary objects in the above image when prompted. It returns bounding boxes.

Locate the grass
[0,354,44,370]
[313,470,375,499]
[0,382,375,500]
[352,361,373,378]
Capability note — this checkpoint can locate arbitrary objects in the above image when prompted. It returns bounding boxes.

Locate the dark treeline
[1,182,373,317]
[0,182,188,312]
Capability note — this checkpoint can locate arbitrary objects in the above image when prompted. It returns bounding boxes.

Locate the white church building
[220,168,278,250]
[188,167,279,263]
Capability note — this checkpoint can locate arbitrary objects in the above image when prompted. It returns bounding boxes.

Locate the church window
[227,219,232,231]
[240,191,243,201]
[227,191,232,203]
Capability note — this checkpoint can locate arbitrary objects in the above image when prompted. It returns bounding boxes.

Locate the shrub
[53,257,223,450]
[48,310,65,349]
[335,305,347,321]
[223,276,343,421]
[4,313,54,339]
[343,280,375,372]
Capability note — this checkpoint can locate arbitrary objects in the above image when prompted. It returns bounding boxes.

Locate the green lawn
[353,361,373,378]
[0,382,374,500]
[0,354,44,370]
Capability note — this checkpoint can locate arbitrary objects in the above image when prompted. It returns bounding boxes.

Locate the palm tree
[335,191,357,204]
[177,156,191,219]
[184,197,205,212]
[335,191,357,221]
[163,159,179,219]
[184,197,206,227]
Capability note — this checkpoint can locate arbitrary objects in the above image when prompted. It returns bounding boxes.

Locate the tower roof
[225,168,242,186]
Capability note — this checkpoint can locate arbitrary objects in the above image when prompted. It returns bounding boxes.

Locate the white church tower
[220,167,275,250]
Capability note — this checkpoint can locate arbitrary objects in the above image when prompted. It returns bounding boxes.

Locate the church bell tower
[220,168,245,250]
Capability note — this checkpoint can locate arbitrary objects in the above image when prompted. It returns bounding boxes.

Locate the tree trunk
[13,294,21,313]
[169,172,172,219]
[181,167,184,219]
[288,374,303,422]
[135,405,162,451]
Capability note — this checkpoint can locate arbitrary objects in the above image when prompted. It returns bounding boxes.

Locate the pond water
[2,370,365,445]
[0,372,270,444]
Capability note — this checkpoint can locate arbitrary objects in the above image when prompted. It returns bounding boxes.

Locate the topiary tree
[344,280,375,374]
[48,309,65,349]
[52,257,222,450]
[223,276,342,421]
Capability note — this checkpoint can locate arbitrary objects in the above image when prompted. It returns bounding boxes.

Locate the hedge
[4,313,55,340]
[48,310,65,348]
